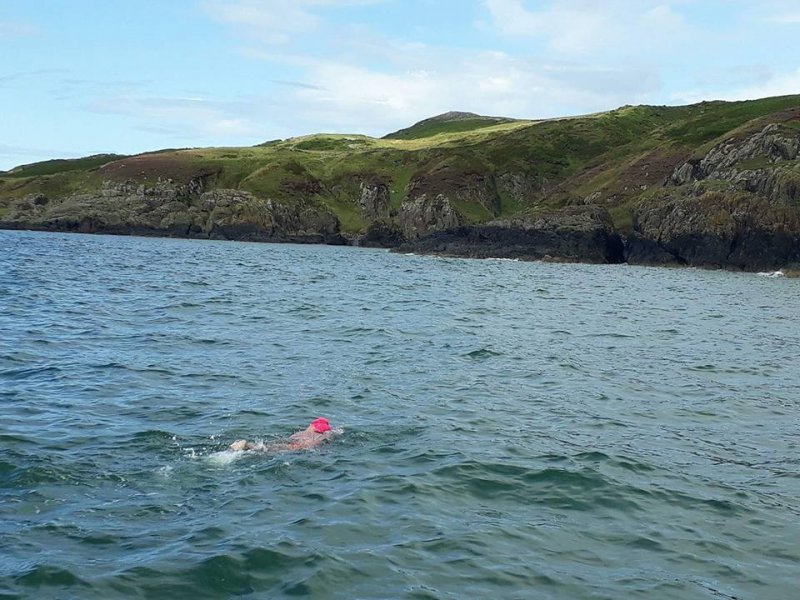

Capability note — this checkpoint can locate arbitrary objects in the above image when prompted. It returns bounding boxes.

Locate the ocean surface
[1,230,799,600]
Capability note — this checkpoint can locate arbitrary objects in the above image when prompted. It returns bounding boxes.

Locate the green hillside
[2,94,800,267]
[383,111,519,140]
[2,154,127,178]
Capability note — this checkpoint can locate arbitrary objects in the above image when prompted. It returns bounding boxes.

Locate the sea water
[1,230,798,599]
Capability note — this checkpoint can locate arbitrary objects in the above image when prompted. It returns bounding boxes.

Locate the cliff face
[398,206,625,264]
[2,96,800,269]
[0,180,344,244]
[669,124,800,188]
[628,187,800,269]
[626,123,800,269]
[397,194,465,239]
[357,180,391,220]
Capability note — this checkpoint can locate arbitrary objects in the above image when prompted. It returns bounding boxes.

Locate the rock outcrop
[627,123,800,269]
[497,172,546,205]
[0,180,344,244]
[359,219,407,248]
[397,194,465,239]
[397,205,625,263]
[407,168,500,217]
[670,124,800,186]
[628,187,800,269]
[668,123,800,205]
[358,180,391,219]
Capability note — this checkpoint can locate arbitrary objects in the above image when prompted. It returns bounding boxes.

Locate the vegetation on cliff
[2,94,800,269]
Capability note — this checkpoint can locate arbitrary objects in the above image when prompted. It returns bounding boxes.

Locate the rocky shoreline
[3,115,799,272]
[3,206,799,273]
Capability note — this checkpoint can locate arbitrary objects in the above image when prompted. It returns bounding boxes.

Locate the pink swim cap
[311,417,331,433]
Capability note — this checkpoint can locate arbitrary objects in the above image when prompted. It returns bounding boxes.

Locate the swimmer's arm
[230,439,248,451]
[230,439,267,451]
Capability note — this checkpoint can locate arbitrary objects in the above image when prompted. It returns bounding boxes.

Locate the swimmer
[229,417,337,453]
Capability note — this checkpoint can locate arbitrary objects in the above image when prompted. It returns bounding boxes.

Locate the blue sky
[1,0,800,169]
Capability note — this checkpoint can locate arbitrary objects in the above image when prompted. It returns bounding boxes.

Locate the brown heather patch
[549,146,689,205]
[96,153,219,184]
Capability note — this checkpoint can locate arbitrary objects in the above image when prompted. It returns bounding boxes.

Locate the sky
[1,0,800,170]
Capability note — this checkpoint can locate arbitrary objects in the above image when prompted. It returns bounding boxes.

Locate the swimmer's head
[311,417,331,433]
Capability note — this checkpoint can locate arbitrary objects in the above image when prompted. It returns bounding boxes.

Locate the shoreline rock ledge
[395,206,626,264]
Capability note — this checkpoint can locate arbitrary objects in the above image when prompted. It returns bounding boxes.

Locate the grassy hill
[2,94,800,266]
[382,111,519,140]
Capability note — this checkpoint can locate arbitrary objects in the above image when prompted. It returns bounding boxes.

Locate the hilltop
[382,111,518,140]
[2,94,800,270]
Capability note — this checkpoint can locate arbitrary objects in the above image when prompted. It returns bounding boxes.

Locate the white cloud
[482,0,690,58]
[0,69,65,86]
[483,0,611,54]
[0,21,39,38]
[197,0,664,135]
[765,12,800,24]
[673,68,800,105]
[0,143,79,161]
[63,0,789,154]
[202,0,385,43]
[86,51,656,144]
[269,50,658,135]
[88,94,266,140]
[202,0,319,44]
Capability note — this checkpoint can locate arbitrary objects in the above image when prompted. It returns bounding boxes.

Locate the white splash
[207,449,245,466]
[757,270,785,278]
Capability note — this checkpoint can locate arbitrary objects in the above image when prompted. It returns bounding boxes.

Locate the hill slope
[2,95,800,270]
[382,111,518,140]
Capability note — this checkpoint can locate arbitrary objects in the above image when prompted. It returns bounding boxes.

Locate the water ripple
[1,231,799,599]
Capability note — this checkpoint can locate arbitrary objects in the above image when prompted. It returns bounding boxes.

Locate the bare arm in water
[230,418,337,453]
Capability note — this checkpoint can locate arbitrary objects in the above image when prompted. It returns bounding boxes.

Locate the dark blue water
[1,230,799,599]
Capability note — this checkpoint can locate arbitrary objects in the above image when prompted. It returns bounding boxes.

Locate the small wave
[8,465,82,487]
[112,546,322,597]
[757,269,785,278]
[15,564,89,588]
[131,429,176,441]
[688,364,719,372]
[428,461,646,512]
[92,362,174,376]
[464,348,503,359]
[579,332,635,339]
[0,433,36,446]
[0,365,62,380]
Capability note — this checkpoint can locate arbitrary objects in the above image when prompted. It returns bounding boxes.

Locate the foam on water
[206,449,245,467]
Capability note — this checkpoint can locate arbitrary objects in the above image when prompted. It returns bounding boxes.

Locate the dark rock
[358,181,391,219]
[407,167,500,217]
[1,181,343,245]
[397,194,464,238]
[397,205,624,263]
[497,172,548,203]
[629,188,800,270]
[360,219,406,248]
[624,234,686,265]
[669,123,800,186]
